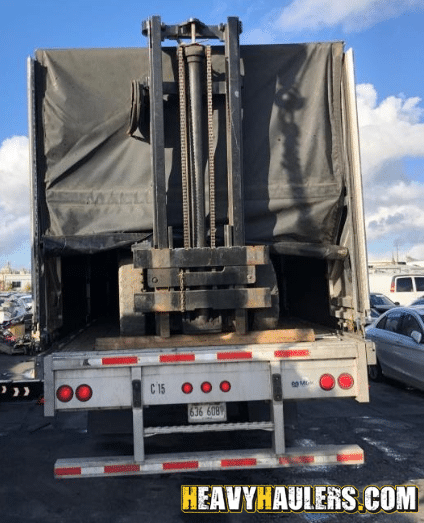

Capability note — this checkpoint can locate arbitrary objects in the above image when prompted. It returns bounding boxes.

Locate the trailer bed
[51,318,340,354]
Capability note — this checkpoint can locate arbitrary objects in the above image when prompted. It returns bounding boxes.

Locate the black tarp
[34,42,345,253]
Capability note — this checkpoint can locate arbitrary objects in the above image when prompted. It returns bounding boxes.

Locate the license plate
[188,402,227,423]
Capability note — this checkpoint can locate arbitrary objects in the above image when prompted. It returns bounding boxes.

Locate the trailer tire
[368,360,382,382]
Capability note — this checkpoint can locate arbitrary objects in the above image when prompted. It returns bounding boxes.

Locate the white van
[368,272,424,306]
[389,274,424,305]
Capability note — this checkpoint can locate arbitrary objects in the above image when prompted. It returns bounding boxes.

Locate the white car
[366,306,424,390]
[16,295,33,313]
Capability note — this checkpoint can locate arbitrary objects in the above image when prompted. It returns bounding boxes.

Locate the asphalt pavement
[1,374,424,522]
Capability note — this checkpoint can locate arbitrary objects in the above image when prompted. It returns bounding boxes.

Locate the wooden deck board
[95,328,315,351]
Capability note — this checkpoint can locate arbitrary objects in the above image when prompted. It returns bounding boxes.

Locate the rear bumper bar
[55,444,364,478]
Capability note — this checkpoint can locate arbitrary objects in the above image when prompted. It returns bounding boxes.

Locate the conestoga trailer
[29,16,374,478]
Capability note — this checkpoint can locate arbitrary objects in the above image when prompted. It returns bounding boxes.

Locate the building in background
[0,263,31,292]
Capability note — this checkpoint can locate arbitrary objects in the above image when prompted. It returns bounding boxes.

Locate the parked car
[365,307,380,326]
[365,293,398,325]
[366,306,424,389]
[409,296,424,307]
[370,292,398,313]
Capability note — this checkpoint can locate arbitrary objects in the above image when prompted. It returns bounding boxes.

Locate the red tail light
[182,382,193,394]
[319,374,335,391]
[75,384,93,402]
[56,385,73,402]
[390,280,395,292]
[220,380,231,392]
[201,381,212,393]
[338,373,354,389]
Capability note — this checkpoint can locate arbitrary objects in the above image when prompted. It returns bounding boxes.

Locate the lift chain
[178,45,191,249]
[179,269,186,312]
[206,45,216,249]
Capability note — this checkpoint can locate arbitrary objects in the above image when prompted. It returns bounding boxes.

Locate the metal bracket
[134,287,271,312]
[132,379,142,409]
[132,245,269,269]
[272,373,283,402]
[141,17,241,42]
[147,266,256,287]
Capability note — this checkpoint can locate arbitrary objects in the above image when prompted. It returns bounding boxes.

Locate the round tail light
[201,381,212,393]
[75,384,93,402]
[319,374,335,391]
[182,382,193,394]
[220,380,231,392]
[56,385,73,402]
[338,373,354,390]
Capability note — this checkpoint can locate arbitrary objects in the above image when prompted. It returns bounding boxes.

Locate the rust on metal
[134,288,270,312]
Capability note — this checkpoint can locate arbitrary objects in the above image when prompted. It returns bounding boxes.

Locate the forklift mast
[131,17,272,337]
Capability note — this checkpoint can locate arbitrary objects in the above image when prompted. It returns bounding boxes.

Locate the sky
[2,0,424,269]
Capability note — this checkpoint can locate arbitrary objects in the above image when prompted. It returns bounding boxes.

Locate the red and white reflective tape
[336,452,363,463]
[221,458,257,467]
[56,466,83,477]
[162,460,199,471]
[102,356,138,365]
[87,347,315,368]
[54,457,259,477]
[217,351,253,360]
[159,354,195,363]
[279,455,315,465]
[274,349,310,358]
[54,449,364,478]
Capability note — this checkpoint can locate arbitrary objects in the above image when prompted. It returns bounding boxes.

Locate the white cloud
[0,136,30,269]
[243,27,275,45]
[274,0,424,33]
[357,84,424,182]
[407,243,424,260]
[356,84,424,260]
[366,204,424,241]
